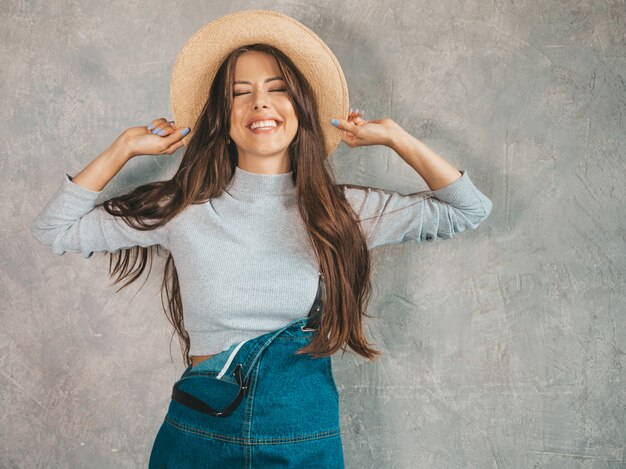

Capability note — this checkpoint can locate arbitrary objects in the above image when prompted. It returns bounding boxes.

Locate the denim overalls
[149,272,344,468]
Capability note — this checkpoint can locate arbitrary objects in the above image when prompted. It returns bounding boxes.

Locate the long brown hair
[100,43,382,365]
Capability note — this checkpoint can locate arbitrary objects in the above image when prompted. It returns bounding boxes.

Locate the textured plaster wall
[3,1,625,468]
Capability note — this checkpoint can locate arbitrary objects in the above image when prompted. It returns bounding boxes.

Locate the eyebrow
[233,76,285,85]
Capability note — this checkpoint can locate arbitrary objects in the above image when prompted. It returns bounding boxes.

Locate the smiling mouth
[247,120,282,134]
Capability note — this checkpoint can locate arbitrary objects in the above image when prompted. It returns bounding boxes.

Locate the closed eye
[233,89,287,97]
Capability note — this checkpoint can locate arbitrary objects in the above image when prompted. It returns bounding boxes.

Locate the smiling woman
[28,8,492,469]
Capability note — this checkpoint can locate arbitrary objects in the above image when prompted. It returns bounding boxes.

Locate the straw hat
[169,9,350,158]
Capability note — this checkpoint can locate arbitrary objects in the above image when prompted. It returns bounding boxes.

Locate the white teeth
[249,120,279,130]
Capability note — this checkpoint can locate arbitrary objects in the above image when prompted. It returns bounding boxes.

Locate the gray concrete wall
[4,1,625,468]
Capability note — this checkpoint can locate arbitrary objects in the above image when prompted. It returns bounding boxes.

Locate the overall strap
[304,271,324,331]
[240,271,325,382]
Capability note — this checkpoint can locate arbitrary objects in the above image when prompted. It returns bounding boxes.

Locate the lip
[248,122,281,134]
[246,116,283,128]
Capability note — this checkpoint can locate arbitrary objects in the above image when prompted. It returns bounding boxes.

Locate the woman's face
[229,51,299,166]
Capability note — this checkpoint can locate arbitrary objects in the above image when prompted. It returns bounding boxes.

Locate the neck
[227,165,295,196]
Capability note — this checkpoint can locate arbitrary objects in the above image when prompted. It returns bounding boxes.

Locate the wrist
[387,125,415,154]
[109,134,134,162]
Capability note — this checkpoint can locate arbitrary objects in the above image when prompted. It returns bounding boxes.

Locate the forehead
[233,51,282,82]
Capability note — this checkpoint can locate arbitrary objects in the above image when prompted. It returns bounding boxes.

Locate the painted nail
[156,128,165,136]
[331,118,339,127]
[147,123,155,130]
[182,127,190,136]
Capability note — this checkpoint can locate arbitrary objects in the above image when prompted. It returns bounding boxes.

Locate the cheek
[282,105,298,134]
[230,109,240,126]
[230,104,245,121]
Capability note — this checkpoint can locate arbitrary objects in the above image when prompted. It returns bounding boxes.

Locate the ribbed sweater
[29,166,493,355]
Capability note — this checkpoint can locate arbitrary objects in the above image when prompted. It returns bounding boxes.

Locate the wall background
[3,1,625,468]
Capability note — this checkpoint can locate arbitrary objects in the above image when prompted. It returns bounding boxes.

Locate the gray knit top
[29,166,493,355]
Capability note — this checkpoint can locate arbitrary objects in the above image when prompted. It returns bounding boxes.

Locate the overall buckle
[302,272,324,331]
[171,363,250,418]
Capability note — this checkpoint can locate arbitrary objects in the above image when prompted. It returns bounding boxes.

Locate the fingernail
[147,123,155,130]
[331,118,339,127]
[182,127,190,136]
[156,128,165,136]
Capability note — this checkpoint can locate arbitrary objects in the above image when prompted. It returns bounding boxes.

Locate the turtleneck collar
[227,166,296,196]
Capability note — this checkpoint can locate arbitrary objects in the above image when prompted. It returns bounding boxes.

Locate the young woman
[30,10,492,468]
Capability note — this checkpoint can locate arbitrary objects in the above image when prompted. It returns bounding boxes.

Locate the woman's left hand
[331,109,403,148]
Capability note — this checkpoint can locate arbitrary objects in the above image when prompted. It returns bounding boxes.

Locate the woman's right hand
[117,117,191,159]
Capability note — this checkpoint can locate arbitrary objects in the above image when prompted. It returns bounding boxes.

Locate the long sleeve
[342,169,493,250]
[29,172,170,259]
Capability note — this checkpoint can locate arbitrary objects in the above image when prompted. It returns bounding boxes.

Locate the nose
[253,100,269,110]
[252,90,270,110]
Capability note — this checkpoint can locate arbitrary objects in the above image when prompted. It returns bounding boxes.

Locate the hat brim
[170,9,349,158]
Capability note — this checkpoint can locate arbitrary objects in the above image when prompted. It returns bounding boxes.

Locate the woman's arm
[342,169,492,250]
[29,174,171,258]
[387,127,464,191]
[28,120,186,258]
[331,112,493,249]
[58,117,188,192]
[69,136,132,192]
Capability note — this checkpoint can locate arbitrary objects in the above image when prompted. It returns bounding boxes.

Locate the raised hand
[330,108,403,149]
[116,117,191,158]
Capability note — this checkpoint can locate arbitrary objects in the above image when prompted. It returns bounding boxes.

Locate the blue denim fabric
[148,316,344,468]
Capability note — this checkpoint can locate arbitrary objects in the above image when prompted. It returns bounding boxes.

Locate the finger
[164,134,185,155]
[151,120,177,136]
[331,117,358,134]
[151,126,171,136]
[159,125,177,136]
[347,108,366,126]
[162,126,191,146]
[146,117,169,131]
[162,139,185,155]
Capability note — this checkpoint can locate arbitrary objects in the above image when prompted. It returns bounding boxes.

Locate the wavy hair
[100,43,382,365]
